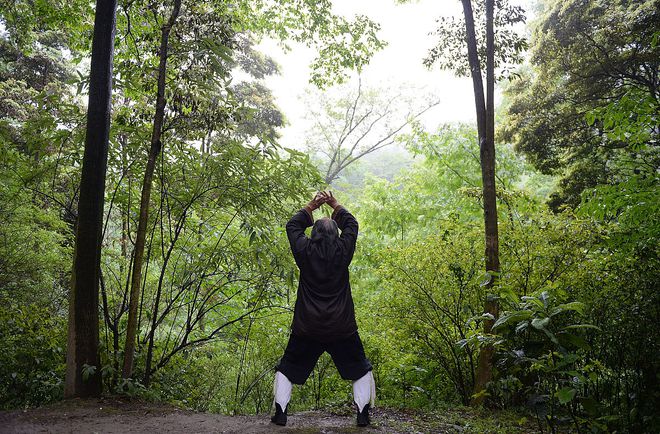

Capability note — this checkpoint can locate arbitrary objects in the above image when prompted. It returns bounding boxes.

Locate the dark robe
[285,206,359,342]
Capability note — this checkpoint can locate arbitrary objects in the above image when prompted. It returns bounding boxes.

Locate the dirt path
[0,398,471,434]
[1,397,543,433]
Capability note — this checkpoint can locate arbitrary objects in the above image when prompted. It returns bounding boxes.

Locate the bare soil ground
[0,397,538,433]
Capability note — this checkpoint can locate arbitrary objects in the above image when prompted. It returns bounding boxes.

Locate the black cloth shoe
[271,403,287,426]
[356,403,370,427]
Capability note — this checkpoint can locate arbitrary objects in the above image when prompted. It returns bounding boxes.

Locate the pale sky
[257,0,531,149]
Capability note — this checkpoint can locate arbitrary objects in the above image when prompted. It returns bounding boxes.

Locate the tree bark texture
[459,0,501,406]
[460,0,486,138]
[122,0,182,379]
[65,0,118,398]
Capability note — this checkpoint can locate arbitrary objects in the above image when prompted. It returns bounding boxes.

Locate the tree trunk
[143,212,184,386]
[64,0,118,398]
[460,0,486,137]
[459,0,500,406]
[122,0,182,379]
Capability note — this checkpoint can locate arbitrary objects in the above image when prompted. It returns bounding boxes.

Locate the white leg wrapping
[353,370,376,412]
[273,371,292,411]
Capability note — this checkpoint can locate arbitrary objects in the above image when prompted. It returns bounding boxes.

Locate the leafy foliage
[377,226,484,405]
[488,290,605,432]
[0,147,71,409]
[424,0,528,79]
[1,0,384,408]
[499,0,660,208]
[0,2,658,433]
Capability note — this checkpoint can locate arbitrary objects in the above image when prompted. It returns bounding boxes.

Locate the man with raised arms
[271,191,375,427]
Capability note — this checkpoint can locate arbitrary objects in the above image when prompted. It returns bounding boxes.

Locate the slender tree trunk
[460,0,486,137]
[64,0,118,398]
[459,0,500,406]
[122,0,182,379]
[143,211,184,386]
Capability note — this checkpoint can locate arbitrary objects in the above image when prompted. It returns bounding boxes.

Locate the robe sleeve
[332,205,358,265]
[286,208,313,267]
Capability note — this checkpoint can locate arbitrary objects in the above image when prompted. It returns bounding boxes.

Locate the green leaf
[556,387,577,404]
[81,364,97,382]
[531,317,559,345]
[531,317,551,330]
[557,332,591,350]
[521,296,544,309]
[585,111,595,125]
[550,301,585,316]
[515,320,529,334]
[492,310,533,331]
[564,324,601,331]
[499,286,519,304]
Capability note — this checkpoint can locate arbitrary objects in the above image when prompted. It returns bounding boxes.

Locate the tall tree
[121,0,182,380]
[458,0,499,406]
[64,0,118,397]
[425,0,527,405]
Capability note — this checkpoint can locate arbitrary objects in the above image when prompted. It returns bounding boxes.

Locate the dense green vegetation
[1,0,658,433]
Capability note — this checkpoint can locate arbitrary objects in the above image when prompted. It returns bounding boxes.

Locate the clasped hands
[307,191,339,211]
